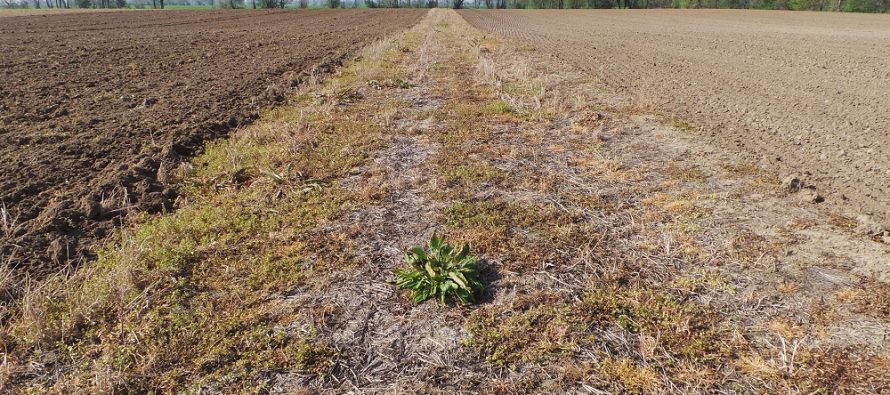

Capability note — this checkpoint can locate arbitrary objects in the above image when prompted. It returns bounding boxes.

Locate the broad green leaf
[448,272,467,289]
[429,234,443,250]
[410,247,428,262]
[424,262,437,278]
[455,243,470,261]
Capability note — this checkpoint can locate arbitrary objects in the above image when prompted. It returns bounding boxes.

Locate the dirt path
[461,9,890,227]
[0,9,425,278]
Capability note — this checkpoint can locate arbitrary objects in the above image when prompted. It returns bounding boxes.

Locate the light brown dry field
[2,8,890,394]
[462,9,890,225]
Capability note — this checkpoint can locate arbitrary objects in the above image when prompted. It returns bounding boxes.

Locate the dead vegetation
[2,9,889,394]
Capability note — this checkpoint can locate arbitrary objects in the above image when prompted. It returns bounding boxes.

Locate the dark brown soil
[0,9,425,278]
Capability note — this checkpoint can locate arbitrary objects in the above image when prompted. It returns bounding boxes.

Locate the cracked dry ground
[4,9,890,394]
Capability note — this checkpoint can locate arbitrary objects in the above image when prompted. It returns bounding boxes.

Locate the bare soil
[0,9,425,277]
[461,9,890,225]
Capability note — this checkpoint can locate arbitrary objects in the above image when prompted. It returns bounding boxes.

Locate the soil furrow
[0,9,426,280]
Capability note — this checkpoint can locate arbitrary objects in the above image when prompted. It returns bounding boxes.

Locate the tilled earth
[461,9,890,224]
[0,9,424,277]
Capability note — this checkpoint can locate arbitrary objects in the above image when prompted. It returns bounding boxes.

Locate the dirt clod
[783,174,805,193]
[798,188,824,204]
[856,214,889,237]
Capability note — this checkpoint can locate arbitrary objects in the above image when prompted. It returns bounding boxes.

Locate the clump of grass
[1,201,22,241]
[367,78,414,90]
[485,99,515,115]
[598,357,661,394]
[503,81,543,97]
[444,201,508,231]
[395,235,483,304]
[429,62,449,72]
[671,118,694,131]
[442,164,503,186]
[665,162,707,182]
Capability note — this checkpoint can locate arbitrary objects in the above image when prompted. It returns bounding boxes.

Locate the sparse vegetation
[2,8,888,394]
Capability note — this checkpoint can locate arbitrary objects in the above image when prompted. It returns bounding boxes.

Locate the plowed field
[461,9,890,222]
[0,9,425,276]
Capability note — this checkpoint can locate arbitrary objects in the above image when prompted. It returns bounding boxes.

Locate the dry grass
[0,203,21,242]
[457,9,889,393]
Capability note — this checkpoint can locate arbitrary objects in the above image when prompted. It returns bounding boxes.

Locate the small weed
[485,99,515,115]
[444,201,507,231]
[1,201,22,240]
[314,88,364,106]
[395,235,483,304]
[671,118,694,131]
[368,78,414,90]
[92,91,116,104]
[442,164,502,186]
[391,78,414,89]
[334,88,363,105]
[260,163,323,193]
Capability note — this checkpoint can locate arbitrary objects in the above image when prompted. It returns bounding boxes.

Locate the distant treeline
[3,0,887,13]
[476,0,890,12]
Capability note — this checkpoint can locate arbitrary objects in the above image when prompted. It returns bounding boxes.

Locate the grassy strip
[423,11,890,394]
[3,27,423,393]
[420,17,735,392]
